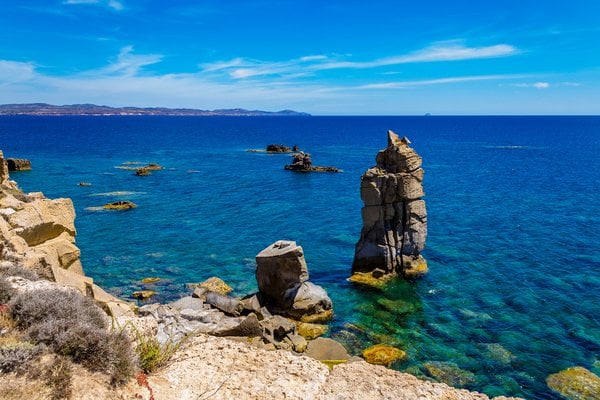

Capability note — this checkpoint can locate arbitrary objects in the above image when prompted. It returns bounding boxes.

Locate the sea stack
[352,130,428,278]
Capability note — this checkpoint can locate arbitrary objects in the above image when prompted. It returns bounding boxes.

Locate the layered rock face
[0,151,133,317]
[256,240,333,321]
[352,130,428,277]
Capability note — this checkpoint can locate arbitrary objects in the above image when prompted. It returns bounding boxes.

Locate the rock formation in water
[6,158,32,171]
[352,130,428,278]
[284,152,340,172]
[256,240,333,322]
[266,144,292,153]
[0,149,133,317]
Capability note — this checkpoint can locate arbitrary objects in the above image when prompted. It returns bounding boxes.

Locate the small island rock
[267,144,292,153]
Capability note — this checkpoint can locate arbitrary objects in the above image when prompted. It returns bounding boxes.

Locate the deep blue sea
[1,115,599,398]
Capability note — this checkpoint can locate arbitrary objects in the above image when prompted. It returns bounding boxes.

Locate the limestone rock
[352,130,428,277]
[294,321,329,340]
[7,198,76,246]
[546,366,600,400]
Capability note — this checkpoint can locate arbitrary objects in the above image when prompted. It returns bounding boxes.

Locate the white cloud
[0,60,36,84]
[97,46,162,76]
[63,0,123,11]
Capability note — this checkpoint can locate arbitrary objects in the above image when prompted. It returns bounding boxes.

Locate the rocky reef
[352,130,428,278]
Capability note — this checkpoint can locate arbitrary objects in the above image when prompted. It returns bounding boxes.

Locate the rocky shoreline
[0,147,559,400]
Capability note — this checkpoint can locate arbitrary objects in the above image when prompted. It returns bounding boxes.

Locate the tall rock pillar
[352,130,428,278]
[0,150,9,186]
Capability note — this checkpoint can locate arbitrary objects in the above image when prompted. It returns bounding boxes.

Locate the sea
[1,115,599,399]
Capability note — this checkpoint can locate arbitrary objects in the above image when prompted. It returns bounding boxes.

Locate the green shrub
[136,334,185,374]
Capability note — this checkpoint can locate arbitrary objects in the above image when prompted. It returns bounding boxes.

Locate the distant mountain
[0,103,311,117]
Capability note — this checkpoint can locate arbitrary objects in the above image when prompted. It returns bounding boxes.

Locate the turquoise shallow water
[1,115,599,398]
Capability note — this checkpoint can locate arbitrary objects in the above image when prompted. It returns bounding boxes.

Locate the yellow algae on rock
[300,309,333,323]
[102,200,137,210]
[188,276,233,295]
[363,344,406,366]
[132,290,157,300]
[141,277,161,284]
[294,321,329,340]
[547,366,600,400]
[348,271,393,290]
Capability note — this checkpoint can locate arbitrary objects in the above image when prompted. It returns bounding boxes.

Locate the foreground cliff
[352,130,428,278]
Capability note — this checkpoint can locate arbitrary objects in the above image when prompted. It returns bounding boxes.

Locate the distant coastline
[0,103,311,117]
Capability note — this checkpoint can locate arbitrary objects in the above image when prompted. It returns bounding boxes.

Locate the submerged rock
[103,200,137,210]
[423,361,476,388]
[132,290,157,300]
[141,277,161,284]
[352,130,428,277]
[348,269,394,290]
[546,366,600,400]
[362,344,407,366]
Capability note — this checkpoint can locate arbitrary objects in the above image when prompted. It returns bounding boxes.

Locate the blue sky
[1,1,599,114]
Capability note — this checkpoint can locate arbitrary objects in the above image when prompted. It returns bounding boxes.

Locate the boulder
[256,240,309,309]
[193,276,233,295]
[305,337,350,362]
[6,158,31,171]
[546,366,600,400]
[205,292,243,316]
[352,130,428,277]
[255,240,333,321]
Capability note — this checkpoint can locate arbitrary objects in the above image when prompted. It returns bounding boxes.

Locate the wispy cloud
[0,61,36,84]
[63,0,124,11]
[358,74,528,89]
[201,41,518,80]
[96,46,162,76]
[511,82,550,89]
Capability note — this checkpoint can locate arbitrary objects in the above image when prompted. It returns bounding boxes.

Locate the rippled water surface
[2,115,599,399]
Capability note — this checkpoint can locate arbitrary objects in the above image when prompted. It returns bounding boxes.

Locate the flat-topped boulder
[256,240,332,321]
